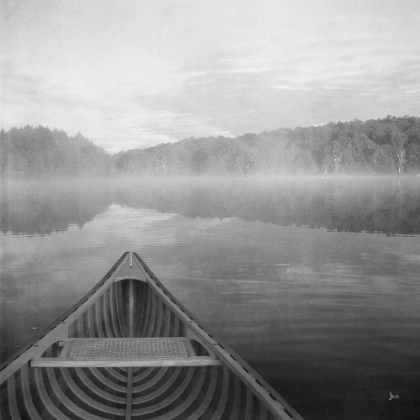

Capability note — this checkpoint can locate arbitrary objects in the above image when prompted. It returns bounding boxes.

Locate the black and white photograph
[1,1,420,419]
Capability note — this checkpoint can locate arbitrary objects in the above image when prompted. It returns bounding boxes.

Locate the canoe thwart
[31,337,222,367]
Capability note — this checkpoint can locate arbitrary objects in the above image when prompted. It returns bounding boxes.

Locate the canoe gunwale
[0,252,130,383]
[132,252,303,420]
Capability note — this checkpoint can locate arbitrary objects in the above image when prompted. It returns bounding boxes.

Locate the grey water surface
[1,176,420,420]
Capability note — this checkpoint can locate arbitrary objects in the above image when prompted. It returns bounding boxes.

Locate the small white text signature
[389,392,399,401]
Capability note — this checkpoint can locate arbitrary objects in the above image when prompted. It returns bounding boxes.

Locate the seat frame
[31,337,222,367]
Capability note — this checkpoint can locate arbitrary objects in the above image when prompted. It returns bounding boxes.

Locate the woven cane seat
[67,338,189,361]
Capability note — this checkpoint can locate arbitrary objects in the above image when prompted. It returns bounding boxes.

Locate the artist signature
[389,392,399,401]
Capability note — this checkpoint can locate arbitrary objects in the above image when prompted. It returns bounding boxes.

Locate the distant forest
[2,115,420,178]
[0,126,110,178]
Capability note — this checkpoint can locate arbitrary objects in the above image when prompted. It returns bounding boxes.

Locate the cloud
[272,85,313,91]
[2,0,420,151]
[2,64,235,152]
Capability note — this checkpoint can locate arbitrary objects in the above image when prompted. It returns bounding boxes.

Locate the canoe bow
[0,252,304,420]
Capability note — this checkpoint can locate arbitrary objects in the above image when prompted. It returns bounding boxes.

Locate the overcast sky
[1,0,420,153]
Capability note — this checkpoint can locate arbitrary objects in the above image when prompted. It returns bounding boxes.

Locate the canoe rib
[0,252,304,420]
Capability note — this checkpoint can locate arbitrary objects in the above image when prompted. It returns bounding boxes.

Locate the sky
[1,0,420,153]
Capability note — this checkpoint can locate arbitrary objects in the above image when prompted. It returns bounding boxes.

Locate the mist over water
[1,176,420,420]
[2,175,420,235]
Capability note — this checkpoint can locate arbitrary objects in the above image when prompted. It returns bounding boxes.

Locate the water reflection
[1,180,420,420]
[0,180,111,235]
[1,177,420,236]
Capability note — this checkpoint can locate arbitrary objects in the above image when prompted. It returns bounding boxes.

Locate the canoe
[0,252,303,420]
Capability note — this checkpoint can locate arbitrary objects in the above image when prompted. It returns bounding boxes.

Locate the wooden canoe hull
[0,252,303,420]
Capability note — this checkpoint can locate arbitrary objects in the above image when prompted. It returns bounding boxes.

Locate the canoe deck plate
[68,338,189,360]
[31,337,222,367]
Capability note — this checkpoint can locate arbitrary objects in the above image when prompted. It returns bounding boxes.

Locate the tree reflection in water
[1,176,419,236]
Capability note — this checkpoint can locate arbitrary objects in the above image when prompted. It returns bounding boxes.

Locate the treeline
[114,129,289,176]
[115,116,420,175]
[0,126,111,178]
[2,116,420,178]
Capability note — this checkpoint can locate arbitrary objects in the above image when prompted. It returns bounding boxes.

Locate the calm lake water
[1,176,420,420]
